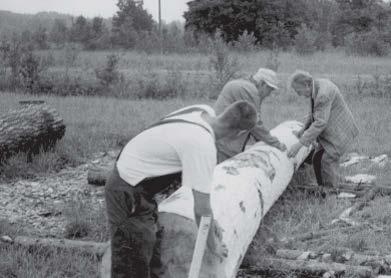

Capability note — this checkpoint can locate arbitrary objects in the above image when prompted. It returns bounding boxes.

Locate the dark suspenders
[116,107,211,161]
[241,132,252,152]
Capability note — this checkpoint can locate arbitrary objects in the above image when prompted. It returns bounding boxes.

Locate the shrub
[345,30,389,57]
[62,43,81,80]
[353,71,391,98]
[294,24,317,56]
[0,34,24,90]
[135,31,161,53]
[64,198,91,239]
[208,30,240,98]
[134,68,187,99]
[19,51,52,94]
[265,47,281,71]
[95,54,121,88]
[232,30,258,52]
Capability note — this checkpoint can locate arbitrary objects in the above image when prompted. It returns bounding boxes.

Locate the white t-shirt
[116,105,216,194]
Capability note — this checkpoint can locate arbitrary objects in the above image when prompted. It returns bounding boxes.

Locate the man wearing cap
[214,67,287,163]
[287,70,359,188]
[105,101,257,278]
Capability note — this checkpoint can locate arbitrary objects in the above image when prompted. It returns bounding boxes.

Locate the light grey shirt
[214,79,281,162]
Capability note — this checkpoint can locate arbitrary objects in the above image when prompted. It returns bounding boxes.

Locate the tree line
[1,0,391,55]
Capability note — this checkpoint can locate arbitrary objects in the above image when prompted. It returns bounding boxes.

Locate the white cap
[252,68,279,90]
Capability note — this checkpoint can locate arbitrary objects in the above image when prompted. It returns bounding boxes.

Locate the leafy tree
[86,17,111,49]
[32,25,48,49]
[112,0,154,48]
[184,0,309,48]
[20,30,33,46]
[91,17,105,38]
[49,19,68,45]
[331,0,390,45]
[69,15,92,44]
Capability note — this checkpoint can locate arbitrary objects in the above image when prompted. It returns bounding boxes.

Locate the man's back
[214,79,261,115]
[316,79,359,155]
[117,105,216,193]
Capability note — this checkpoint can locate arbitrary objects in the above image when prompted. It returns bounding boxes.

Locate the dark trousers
[105,166,180,278]
[304,144,340,187]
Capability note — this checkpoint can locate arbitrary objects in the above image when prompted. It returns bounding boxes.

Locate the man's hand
[288,142,303,158]
[276,142,287,152]
[292,129,304,138]
[207,236,228,261]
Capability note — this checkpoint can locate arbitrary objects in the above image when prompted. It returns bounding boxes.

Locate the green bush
[345,30,389,57]
[265,47,281,71]
[294,24,317,55]
[19,51,53,94]
[294,24,317,56]
[134,68,187,99]
[208,30,240,97]
[95,54,121,88]
[232,30,258,52]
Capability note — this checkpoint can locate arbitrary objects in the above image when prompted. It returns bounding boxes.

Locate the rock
[370,154,388,168]
[337,192,357,199]
[340,154,368,167]
[322,253,333,263]
[345,174,376,184]
[0,235,13,243]
[322,271,336,278]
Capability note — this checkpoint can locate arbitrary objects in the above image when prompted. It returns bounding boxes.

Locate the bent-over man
[214,68,286,163]
[105,101,257,278]
[288,70,359,188]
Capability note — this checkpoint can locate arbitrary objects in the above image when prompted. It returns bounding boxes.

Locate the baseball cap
[252,68,279,90]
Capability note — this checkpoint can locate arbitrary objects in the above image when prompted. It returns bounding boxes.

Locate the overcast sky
[0,0,188,22]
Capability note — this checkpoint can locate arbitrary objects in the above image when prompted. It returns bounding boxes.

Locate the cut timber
[247,257,373,277]
[0,104,65,161]
[188,216,212,278]
[284,226,363,243]
[0,236,108,257]
[275,248,391,265]
[100,121,312,278]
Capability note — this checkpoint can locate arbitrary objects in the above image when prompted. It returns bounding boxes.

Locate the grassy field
[1,50,391,277]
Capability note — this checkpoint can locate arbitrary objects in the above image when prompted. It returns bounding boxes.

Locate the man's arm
[214,81,259,115]
[251,120,286,151]
[299,92,333,146]
[180,139,227,258]
[192,190,224,256]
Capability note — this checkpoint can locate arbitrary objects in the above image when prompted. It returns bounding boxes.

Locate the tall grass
[1,85,390,180]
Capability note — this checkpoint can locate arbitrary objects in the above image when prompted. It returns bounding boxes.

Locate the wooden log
[0,104,65,162]
[276,248,391,264]
[246,257,373,278]
[99,121,313,278]
[284,226,364,244]
[276,249,318,260]
[19,100,46,105]
[0,235,109,257]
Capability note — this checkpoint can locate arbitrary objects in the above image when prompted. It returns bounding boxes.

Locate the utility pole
[158,0,163,54]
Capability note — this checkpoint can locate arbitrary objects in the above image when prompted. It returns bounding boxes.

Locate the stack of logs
[1,235,391,278]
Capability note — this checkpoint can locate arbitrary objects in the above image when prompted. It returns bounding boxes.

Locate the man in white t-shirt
[105,101,257,278]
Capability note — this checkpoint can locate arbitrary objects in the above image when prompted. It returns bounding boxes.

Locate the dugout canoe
[100,120,312,278]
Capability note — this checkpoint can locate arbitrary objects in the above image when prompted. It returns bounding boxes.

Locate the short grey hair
[288,70,313,91]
